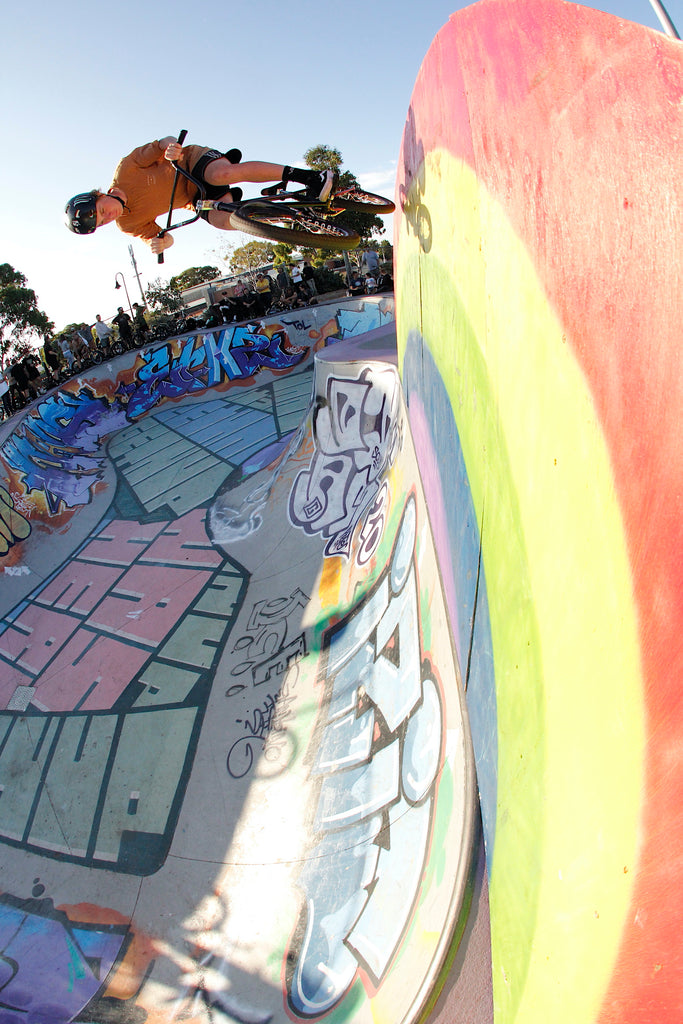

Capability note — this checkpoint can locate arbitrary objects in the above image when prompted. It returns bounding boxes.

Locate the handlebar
[157,129,188,264]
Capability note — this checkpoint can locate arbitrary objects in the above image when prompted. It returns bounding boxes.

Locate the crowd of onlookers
[0,303,151,421]
[1,255,394,422]
[203,259,393,327]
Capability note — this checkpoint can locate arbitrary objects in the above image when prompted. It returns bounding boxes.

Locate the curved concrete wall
[395,1,682,1022]
[0,296,483,1023]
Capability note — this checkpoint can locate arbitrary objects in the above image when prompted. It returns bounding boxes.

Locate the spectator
[290,264,303,288]
[0,369,12,419]
[377,269,394,292]
[280,286,306,311]
[275,264,291,296]
[347,273,365,297]
[9,358,37,406]
[365,273,377,294]
[301,261,317,297]
[92,314,114,349]
[360,248,380,277]
[254,273,273,314]
[204,304,224,328]
[219,291,241,323]
[22,353,43,394]
[132,303,150,343]
[241,289,260,318]
[59,335,75,370]
[112,306,134,348]
[69,332,88,365]
[43,337,62,379]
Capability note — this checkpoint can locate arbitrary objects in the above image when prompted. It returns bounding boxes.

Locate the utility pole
[129,245,148,308]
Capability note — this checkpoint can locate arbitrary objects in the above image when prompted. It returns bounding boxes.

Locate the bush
[314,267,346,293]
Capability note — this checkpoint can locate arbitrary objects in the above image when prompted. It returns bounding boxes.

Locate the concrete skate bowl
[0,293,482,1024]
[395,1,682,1023]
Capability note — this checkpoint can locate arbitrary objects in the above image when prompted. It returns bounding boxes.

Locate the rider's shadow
[398,104,433,254]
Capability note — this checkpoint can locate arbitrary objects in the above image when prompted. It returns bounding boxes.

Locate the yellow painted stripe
[396,151,645,1024]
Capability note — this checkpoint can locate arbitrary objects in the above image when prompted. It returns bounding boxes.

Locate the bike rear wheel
[229,201,360,250]
[329,188,395,214]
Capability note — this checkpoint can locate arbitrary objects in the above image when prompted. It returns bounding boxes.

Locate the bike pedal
[261,181,285,197]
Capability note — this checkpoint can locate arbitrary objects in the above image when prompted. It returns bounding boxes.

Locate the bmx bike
[157,132,395,260]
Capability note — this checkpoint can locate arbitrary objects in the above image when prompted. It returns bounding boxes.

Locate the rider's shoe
[308,169,336,202]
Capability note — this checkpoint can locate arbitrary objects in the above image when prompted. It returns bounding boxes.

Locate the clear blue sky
[2,0,680,332]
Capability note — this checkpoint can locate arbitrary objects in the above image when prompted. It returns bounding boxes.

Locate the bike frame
[157,163,337,242]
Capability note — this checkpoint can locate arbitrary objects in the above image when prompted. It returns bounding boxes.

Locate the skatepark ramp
[0,1,681,1021]
[395,1,682,1022]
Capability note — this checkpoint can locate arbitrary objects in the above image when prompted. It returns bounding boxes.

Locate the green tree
[303,145,343,173]
[0,264,53,368]
[303,145,385,253]
[170,266,221,290]
[145,277,183,313]
[271,243,295,268]
[228,241,274,284]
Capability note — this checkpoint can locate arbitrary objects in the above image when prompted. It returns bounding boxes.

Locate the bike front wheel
[329,187,395,215]
[229,202,360,250]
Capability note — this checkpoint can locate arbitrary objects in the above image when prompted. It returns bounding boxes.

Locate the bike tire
[229,201,360,251]
[330,188,395,215]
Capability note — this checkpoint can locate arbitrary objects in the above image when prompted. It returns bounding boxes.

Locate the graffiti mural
[0,890,133,1021]
[0,484,30,555]
[289,367,401,558]
[287,495,444,1017]
[226,588,308,779]
[0,323,306,524]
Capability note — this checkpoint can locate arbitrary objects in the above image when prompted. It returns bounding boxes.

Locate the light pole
[128,245,148,308]
[114,273,134,317]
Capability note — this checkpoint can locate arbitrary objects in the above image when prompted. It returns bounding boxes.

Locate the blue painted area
[336,304,392,338]
[403,331,497,859]
[153,400,276,465]
[0,893,127,1018]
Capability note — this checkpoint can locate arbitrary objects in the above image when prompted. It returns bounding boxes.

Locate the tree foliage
[302,145,385,254]
[145,277,183,313]
[304,145,343,172]
[170,266,221,291]
[0,264,53,367]
[228,241,274,283]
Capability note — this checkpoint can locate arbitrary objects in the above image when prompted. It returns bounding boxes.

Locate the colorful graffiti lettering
[287,495,444,1016]
[289,367,401,557]
[0,324,305,524]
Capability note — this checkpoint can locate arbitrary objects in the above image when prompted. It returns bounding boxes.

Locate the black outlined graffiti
[0,484,31,555]
[227,674,297,779]
[289,367,401,559]
[286,495,444,1018]
[230,588,308,687]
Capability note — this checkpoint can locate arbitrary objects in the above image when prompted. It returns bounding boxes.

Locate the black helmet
[65,191,99,234]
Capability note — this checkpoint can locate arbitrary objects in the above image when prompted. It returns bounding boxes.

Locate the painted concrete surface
[0,295,486,1022]
[395,1,682,1023]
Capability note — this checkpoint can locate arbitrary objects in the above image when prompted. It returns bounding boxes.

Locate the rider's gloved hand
[150,233,174,255]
